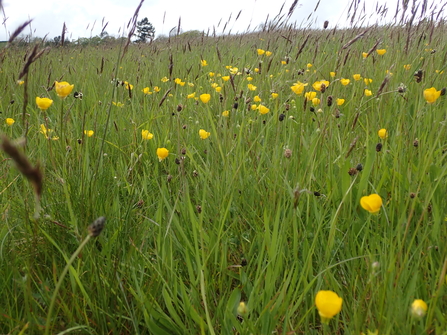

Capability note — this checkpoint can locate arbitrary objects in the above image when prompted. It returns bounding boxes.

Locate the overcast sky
[0,0,432,41]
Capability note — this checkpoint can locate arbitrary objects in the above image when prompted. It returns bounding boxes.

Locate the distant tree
[53,35,61,45]
[135,17,155,43]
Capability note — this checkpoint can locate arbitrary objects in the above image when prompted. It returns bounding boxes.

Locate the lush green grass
[0,18,446,335]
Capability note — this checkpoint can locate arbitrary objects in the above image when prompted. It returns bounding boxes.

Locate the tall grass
[0,2,446,334]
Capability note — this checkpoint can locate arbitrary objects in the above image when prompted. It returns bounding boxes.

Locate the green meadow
[0,5,447,335]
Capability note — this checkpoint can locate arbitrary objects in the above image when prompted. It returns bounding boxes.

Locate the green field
[0,5,446,335]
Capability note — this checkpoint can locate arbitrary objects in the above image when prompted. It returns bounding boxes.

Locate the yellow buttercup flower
[214,86,221,92]
[315,290,343,323]
[156,148,169,161]
[84,130,94,137]
[376,49,386,55]
[304,91,317,101]
[17,80,25,85]
[211,83,219,89]
[364,78,373,85]
[222,76,230,82]
[378,128,387,139]
[265,51,272,57]
[142,87,152,95]
[200,59,208,66]
[40,124,59,140]
[307,63,313,68]
[36,97,53,110]
[161,76,169,82]
[250,104,257,111]
[271,93,278,99]
[247,84,257,91]
[258,105,269,115]
[187,92,196,99]
[423,87,441,104]
[330,71,336,78]
[312,97,321,106]
[364,89,373,96]
[199,93,211,104]
[403,64,411,70]
[199,129,211,139]
[253,96,262,102]
[290,82,308,95]
[246,76,253,81]
[411,299,428,318]
[257,48,265,55]
[112,101,124,107]
[353,74,362,81]
[124,81,133,90]
[281,60,287,65]
[141,130,153,140]
[153,86,161,92]
[312,80,329,92]
[360,194,382,214]
[5,118,15,126]
[362,52,368,59]
[336,98,345,106]
[55,81,74,98]
[222,110,229,117]
[209,72,215,77]
[340,78,350,86]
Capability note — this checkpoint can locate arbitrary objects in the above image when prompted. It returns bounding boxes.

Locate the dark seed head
[327,95,333,106]
[348,168,358,176]
[441,87,446,96]
[323,20,329,29]
[376,143,383,152]
[309,106,315,112]
[241,258,248,266]
[233,102,239,109]
[177,104,183,112]
[410,192,416,199]
[413,139,419,147]
[314,191,321,196]
[279,113,285,121]
[88,216,106,238]
[196,205,202,213]
[356,163,363,171]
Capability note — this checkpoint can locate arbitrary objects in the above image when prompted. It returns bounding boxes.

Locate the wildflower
[200,59,208,67]
[247,84,257,91]
[237,302,248,316]
[40,124,59,140]
[364,78,373,85]
[307,63,313,68]
[330,71,336,78]
[199,129,211,139]
[55,81,74,98]
[229,67,239,75]
[360,194,382,214]
[246,76,253,81]
[304,91,317,101]
[5,118,15,126]
[17,80,25,85]
[340,78,350,86]
[124,81,133,90]
[312,98,321,106]
[312,80,330,92]
[376,49,386,55]
[257,49,265,55]
[315,290,343,323]
[161,76,169,82]
[336,98,345,106]
[364,89,373,96]
[156,148,169,161]
[258,105,269,114]
[271,93,278,99]
[209,72,215,77]
[174,78,185,86]
[250,104,257,111]
[187,92,196,99]
[265,51,272,57]
[84,130,94,137]
[199,93,211,104]
[281,60,287,65]
[254,68,259,73]
[141,130,154,140]
[36,97,53,110]
[142,87,152,95]
[378,128,388,139]
[353,74,362,81]
[211,83,219,89]
[290,82,308,95]
[254,96,262,102]
[362,52,368,59]
[423,87,441,104]
[112,101,124,107]
[222,110,229,117]
[403,64,411,70]
[222,76,230,82]
[214,86,221,92]
[153,86,161,92]
[411,299,428,318]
